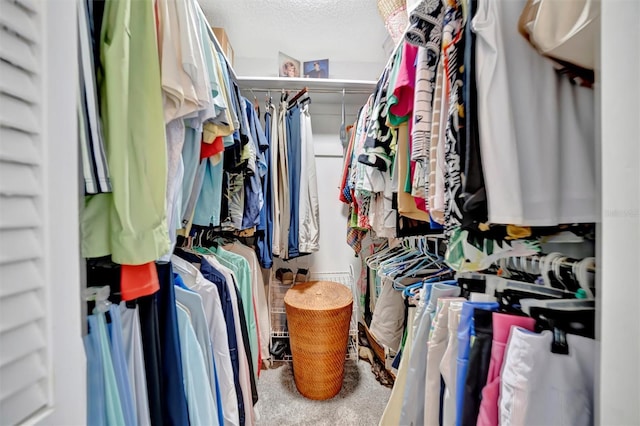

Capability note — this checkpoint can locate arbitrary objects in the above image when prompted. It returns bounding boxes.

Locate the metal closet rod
[242,87,373,95]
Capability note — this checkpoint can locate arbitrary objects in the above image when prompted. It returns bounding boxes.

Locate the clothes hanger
[540,252,565,288]
[288,87,308,107]
[573,256,595,298]
[398,249,444,278]
[399,269,453,296]
[84,285,111,315]
[366,244,403,268]
[381,248,441,279]
[298,95,312,109]
[377,246,422,273]
[528,306,596,354]
[250,90,260,116]
[493,276,571,298]
[520,297,595,316]
[368,245,405,267]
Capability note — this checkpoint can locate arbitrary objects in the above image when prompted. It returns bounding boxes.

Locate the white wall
[598,0,640,424]
[271,132,361,279]
[309,135,361,276]
[40,1,86,424]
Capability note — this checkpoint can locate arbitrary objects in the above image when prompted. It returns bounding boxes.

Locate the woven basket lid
[284,281,352,311]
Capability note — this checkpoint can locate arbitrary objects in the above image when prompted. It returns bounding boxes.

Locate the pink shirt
[390,42,419,119]
[476,313,536,426]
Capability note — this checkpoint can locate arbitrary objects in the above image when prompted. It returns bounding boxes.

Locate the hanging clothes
[118,303,152,426]
[82,0,169,266]
[224,242,272,369]
[256,104,274,268]
[77,0,111,195]
[298,103,321,254]
[400,282,461,425]
[472,0,596,226]
[172,254,241,426]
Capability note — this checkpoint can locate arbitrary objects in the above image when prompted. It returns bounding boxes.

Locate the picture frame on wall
[279,52,301,77]
[304,59,329,78]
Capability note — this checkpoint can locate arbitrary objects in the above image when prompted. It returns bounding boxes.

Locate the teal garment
[213,248,258,382]
[90,313,126,426]
[176,304,219,426]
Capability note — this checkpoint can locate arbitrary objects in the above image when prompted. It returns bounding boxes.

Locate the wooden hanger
[288,86,308,105]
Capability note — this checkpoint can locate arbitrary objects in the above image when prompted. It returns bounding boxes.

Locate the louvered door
[0,0,51,424]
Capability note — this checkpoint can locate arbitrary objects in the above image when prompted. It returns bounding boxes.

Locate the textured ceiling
[200,0,389,71]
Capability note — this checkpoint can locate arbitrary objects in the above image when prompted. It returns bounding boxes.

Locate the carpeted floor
[255,360,391,426]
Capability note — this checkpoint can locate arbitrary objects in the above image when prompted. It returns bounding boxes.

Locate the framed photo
[303,59,329,79]
[278,52,301,78]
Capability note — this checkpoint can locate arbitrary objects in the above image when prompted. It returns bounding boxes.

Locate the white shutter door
[0,0,51,424]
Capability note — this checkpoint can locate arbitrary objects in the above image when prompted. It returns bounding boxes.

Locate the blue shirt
[175,304,219,426]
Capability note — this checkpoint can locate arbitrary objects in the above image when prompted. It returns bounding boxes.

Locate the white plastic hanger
[84,285,111,314]
[520,298,595,315]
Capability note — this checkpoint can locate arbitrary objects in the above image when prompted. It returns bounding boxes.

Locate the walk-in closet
[0,0,638,425]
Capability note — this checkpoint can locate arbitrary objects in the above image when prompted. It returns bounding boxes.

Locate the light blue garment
[182,158,207,228]
[118,303,151,426]
[175,304,219,426]
[88,313,126,426]
[193,157,224,227]
[455,301,500,426]
[172,256,240,426]
[174,282,218,397]
[175,281,225,426]
[400,281,461,425]
[84,323,106,426]
[107,305,137,426]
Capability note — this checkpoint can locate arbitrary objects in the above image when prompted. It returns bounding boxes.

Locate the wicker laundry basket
[284,281,353,400]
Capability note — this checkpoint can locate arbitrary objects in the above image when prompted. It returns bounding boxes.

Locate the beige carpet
[255,360,391,426]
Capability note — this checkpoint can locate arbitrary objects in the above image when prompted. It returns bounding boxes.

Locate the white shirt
[156,0,199,122]
[473,0,596,225]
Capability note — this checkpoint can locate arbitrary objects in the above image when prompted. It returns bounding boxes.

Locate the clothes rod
[242,87,373,95]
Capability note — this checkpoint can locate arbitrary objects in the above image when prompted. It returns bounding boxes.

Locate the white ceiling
[200,0,390,76]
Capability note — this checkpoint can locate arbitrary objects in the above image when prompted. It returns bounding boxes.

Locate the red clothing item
[200,136,224,160]
[390,42,419,118]
[120,262,160,301]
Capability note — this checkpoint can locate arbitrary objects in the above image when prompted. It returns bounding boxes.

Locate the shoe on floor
[276,268,294,285]
[295,268,309,283]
